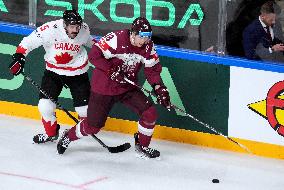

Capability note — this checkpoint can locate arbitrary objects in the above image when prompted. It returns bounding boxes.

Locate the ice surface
[0,114,284,190]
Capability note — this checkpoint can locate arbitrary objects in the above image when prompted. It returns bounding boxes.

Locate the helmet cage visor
[138,31,152,39]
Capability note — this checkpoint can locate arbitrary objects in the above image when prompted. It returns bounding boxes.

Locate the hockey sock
[42,118,58,137]
[137,106,157,147]
[67,119,101,141]
[138,131,152,147]
[68,119,88,141]
[137,120,155,147]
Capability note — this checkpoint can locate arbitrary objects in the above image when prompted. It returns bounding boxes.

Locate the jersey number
[40,25,49,31]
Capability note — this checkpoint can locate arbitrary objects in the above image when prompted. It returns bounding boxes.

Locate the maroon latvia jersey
[88,29,162,95]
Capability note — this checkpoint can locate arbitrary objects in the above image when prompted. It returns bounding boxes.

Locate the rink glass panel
[226,0,284,61]
[0,32,229,135]
[2,0,284,58]
[0,0,29,25]
[0,0,218,51]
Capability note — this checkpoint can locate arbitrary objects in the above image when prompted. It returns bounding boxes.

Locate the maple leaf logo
[54,52,73,64]
[16,46,27,55]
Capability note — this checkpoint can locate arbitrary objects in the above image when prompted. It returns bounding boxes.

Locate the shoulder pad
[82,23,89,30]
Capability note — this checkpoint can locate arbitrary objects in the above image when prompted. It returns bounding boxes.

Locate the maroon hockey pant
[68,89,158,147]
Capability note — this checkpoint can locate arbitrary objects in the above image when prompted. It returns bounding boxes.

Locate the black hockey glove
[107,65,127,84]
[153,84,171,110]
[9,53,26,76]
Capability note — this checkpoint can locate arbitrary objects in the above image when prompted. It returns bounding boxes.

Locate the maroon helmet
[131,17,152,38]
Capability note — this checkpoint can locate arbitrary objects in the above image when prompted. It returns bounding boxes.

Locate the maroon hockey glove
[107,65,126,84]
[154,84,171,110]
[9,53,26,76]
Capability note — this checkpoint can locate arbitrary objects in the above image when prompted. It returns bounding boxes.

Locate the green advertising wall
[0,31,229,135]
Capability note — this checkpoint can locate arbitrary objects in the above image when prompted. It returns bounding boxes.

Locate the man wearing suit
[243,1,284,62]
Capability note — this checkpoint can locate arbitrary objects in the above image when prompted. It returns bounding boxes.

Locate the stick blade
[107,143,131,153]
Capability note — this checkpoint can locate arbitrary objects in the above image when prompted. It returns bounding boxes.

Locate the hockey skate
[33,124,60,144]
[134,133,160,159]
[57,129,71,154]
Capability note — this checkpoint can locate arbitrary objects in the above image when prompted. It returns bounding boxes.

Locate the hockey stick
[22,71,131,153]
[124,77,252,154]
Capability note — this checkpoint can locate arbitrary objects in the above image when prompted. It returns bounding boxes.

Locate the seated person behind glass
[242,1,284,62]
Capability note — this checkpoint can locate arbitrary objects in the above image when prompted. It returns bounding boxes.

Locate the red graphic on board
[266,80,284,137]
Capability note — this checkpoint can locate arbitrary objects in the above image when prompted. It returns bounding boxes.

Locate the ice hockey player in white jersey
[9,9,95,144]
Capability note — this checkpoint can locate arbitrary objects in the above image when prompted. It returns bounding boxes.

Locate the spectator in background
[226,0,268,57]
[242,1,284,62]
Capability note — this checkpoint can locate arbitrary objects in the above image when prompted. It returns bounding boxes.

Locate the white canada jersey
[16,19,94,76]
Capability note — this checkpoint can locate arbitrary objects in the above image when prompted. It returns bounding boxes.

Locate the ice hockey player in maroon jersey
[57,17,171,159]
[9,10,94,144]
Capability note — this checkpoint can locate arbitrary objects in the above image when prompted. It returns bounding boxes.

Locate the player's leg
[56,73,90,151]
[121,89,160,158]
[66,72,90,120]
[33,70,63,144]
[57,91,115,154]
